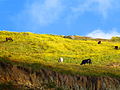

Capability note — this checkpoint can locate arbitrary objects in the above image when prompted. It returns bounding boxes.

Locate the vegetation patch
[0,31,120,77]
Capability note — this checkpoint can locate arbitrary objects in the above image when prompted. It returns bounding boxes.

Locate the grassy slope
[0,31,120,77]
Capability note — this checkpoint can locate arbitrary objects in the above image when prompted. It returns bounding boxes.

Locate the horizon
[0,30,117,40]
[1,0,120,39]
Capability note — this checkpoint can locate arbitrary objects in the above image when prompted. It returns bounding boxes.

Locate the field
[0,31,120,77]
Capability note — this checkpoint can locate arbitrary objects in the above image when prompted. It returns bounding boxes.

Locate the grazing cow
[58,57,63,62]
[6,37,13,41]
[98,41,101,44]
[115,46,119,50]
[80,59,92,65]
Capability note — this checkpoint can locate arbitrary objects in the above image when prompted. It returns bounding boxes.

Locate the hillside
[0,31,120,76]
[1,31,120,89]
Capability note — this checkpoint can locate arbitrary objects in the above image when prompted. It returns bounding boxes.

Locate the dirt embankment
[0,61,120,90]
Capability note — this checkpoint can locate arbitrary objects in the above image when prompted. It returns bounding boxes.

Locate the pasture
[0,31,120,77]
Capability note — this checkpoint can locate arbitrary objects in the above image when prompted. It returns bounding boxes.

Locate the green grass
[0,31,120,77]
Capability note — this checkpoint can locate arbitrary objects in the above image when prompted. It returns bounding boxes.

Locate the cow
[98,41,101,44]
[6,37,13,41]
[115,46,119,50]
[58,57,63,62]
[80,59,92,65]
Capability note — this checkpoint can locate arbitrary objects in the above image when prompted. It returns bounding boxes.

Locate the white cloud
[13,0,120,32]
[29,0,64,25]
[71,0,115,18]
[64,0,118,25]
[86,29,120,39]
[15,0,117,27]
[14,0,64,30]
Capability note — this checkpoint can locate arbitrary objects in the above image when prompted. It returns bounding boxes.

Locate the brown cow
[115,46,118,50]
[98,41,101,44]
[6,37,13,41]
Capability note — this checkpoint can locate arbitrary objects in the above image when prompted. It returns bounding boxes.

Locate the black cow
[98,41,101,44]
[80,59,92,65]
[115,46,119,50]
[6,37,13,41]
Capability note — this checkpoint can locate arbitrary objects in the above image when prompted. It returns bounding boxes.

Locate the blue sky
[0,0,120,39]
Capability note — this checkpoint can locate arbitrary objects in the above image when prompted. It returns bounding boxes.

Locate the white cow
[58,57,63,62]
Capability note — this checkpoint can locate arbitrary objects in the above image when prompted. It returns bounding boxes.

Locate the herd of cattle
[5,37,119,65]
[58,40,119,65]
